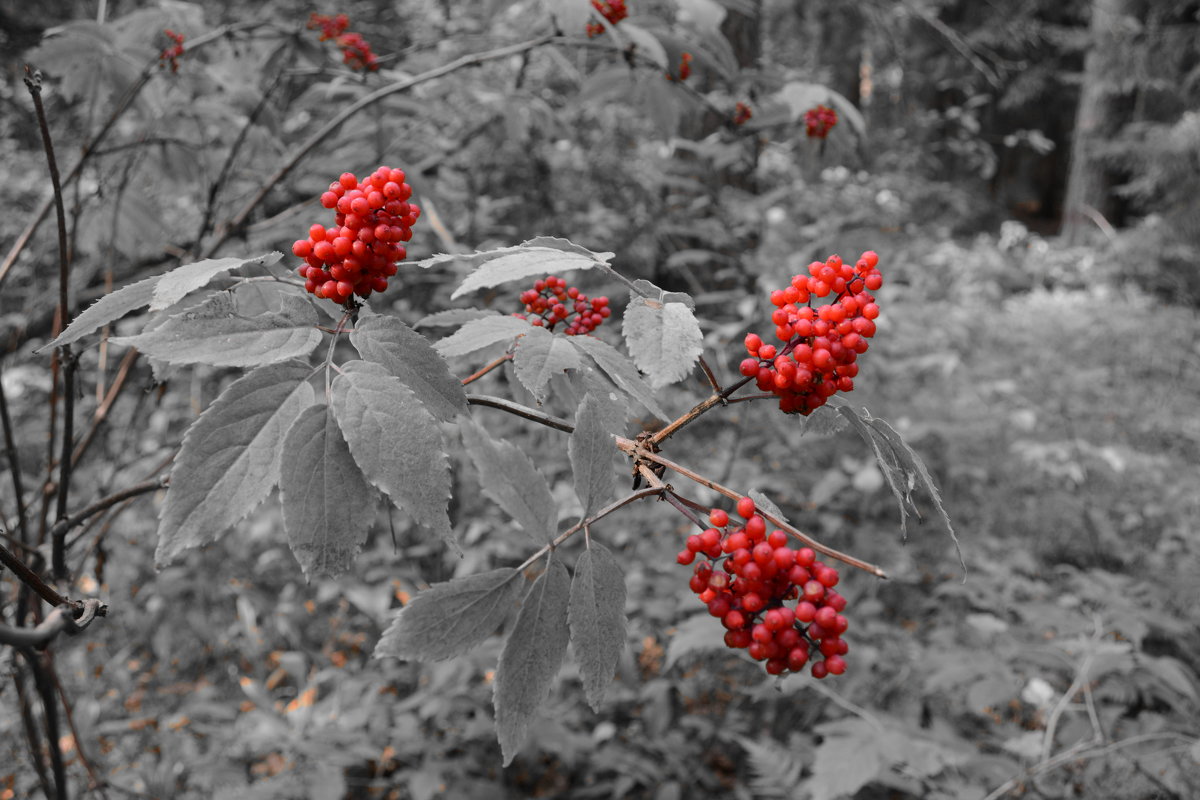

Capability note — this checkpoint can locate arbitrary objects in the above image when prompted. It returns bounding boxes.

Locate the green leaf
[279,404,377,577]
[569,334,668,420]
[331,361,454,547]
[155,361,315,566]
[568,394,617,517]
[112,293,321,368]
[512,326,583,404]
[350,315,468,422]
[447,243,609,300]
[833,402,962,569]
[568,544,626,711]
[621,296,704,389]
[150,252,282,311]
[42,273,160,351]
[434,315,532,358]
[374,568,523,661]
[459,416,556,544]
[495,559,571,765]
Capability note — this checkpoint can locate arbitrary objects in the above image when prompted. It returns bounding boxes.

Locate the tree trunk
[1061,0,1135,244]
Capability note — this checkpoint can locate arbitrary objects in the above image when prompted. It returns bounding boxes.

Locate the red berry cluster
[586,0,629,37]
[733,101,753,126]
[307,13,379,71]
[739,251,882,415]
[291,167,420,305]
[676,497,850,678]
[160,29,185,72]
[516,276,611,335]
[804,104,838,139]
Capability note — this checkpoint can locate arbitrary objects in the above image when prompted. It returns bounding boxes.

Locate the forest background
[0,0,1198,798]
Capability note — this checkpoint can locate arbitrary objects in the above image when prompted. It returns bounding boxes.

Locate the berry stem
[514,486,663,573]
[323,311,353,400]
[697,356,722,394]
[616,437,887,578]
[461,353,513,386]
[648,374,755,447]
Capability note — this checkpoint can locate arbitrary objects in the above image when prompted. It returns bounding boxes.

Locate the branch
[461,353,512,386]
[515,487,664,573]
[0,600,102,649]
[48,476,167,564]
[615,437,887,578]
[0,359,28,545]
[209,32,563,255]
[465,394,575,433]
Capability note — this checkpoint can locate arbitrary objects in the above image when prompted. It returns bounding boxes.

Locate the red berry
[709,508,729,528]
[736,496,756,519]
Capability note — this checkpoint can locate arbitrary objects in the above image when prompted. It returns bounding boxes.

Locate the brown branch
[697,356,722,394]
[71,347,139,469]
[48,476,167,561]
[465,394,575,433]
[0,359,28,545]
[0,540,74,612]
[461,353,512,386]
[514,487,664,573]
[209,32,562,255]
[49,655,111,800]
[615,437,887,578]
[648,374,754,446]
[0,599,102,649]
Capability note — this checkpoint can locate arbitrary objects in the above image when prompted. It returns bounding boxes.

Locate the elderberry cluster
[804,104,838,139]
[291,167,420,305]
[307,13,379,71]
[739,251,882,415]
[677,497,850,678]
[587,0,629,37]
[160,29,185,72]
[517,276,611,335]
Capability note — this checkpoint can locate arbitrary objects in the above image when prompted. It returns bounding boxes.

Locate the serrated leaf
[569,335,667,420]
[449,246,605,300]
[495,559,571,765]
[569,394,617,517]
[279,404,377,577]
[374,568,522,661]
[155,361,315,566]
[112,293,321,367]
[331,361,454,546]
[519,237,614,263]
[512,327,583,404]
[350,315,467,422]
[41,273,160,351]
[414,308,500,328]
[568,544,626,711]
[747,489,787,524]
[150,252,282,311]
[621,297,704,389]
[459,416,556,544]
[434,315,532,358]
[738,736,804,799]
[834,403,962,569]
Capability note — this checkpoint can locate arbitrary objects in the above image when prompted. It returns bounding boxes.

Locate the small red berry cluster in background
[291,167,420,305]
[586,0,628,37]
[677,497,850,678]
[307,13,379,71]
[517,276,611,335]
[160,29,185,72]
[671,52,693,81]
[733,101,753,126]
[739,251,882,415]
[804,104,838,139]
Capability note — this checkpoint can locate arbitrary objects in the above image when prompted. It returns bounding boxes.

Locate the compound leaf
[279,404,377,577]
[568,544,626,711]
[512,326,583,404]
[621,296,703,389]
[331,361,454,546]
[150,251,282,311]
[112,293,321,367]
[568,394,617,517]
[459,416,556,544]
[569,334,667,420]
[374,568,523,661]
[350,314,467,421]
[155,360,315,566]
[495,559,571,765]
[434,315,532,359]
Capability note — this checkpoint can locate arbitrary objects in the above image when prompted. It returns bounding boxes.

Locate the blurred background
[1,0,1198,797]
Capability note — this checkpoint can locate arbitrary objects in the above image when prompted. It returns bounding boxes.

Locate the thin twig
[48,475,167,550]
[461,353,512,386]
[0,600,102,649]
[648,374,754,446]
[71,347,139,469]
[615,437,887,578]
[697,356,722,394]
[13,667,54,800]
[48,653,111,800]
[515,487,663,573]
[0,359,28,545]
[210,32,562,254]
[465,394,575,433]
